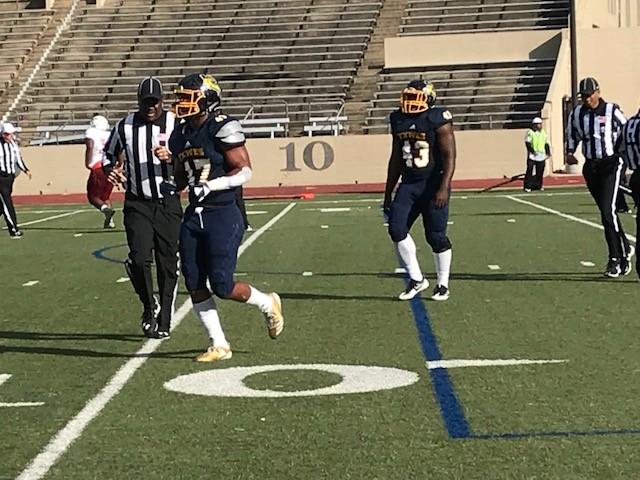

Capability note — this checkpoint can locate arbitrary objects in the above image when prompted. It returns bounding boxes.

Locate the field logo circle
[164,364,419,398]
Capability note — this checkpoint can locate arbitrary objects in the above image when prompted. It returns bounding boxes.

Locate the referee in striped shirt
[617,106,640,276]
[104,77,181,338]
[566,77,632,277]
[0,122,31,238]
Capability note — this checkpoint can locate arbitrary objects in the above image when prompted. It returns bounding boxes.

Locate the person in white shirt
[85,115,115,228]
[523,117,551,192]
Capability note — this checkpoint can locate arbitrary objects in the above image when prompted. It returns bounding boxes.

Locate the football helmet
[89,115,110,131]
[400,79,436,114]
[172,73,221,119]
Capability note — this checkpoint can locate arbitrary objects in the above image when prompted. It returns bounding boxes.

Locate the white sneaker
[398,278,429,300]
[622,245,635,276]
[431,285,450,301]
[264,292,284,339]
[195,344,232,362]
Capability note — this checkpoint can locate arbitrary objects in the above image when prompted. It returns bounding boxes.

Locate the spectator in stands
[0,122,31,238]
[85,115,116,228]
[523,117,551,192]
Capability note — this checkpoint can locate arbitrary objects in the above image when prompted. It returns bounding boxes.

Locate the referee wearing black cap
[104,77,181,338]
[566,77,632,277]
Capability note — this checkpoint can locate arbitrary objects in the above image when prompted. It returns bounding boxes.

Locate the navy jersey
[169,113,245,206]
[389,106,452,183]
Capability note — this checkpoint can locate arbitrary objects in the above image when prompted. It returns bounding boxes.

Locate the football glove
[193,183,211,202]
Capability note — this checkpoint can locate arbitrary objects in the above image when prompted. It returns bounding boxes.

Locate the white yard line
[17,209,93,215]
[427,359,567,370]
[16,202,296,480]
[3,210,86,230]
[507,195,637,243]
[247,191,590,207]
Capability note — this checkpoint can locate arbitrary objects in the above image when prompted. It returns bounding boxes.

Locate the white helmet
[90,115,110,131]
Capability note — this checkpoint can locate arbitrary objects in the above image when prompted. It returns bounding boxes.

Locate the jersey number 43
[402,140,430,168]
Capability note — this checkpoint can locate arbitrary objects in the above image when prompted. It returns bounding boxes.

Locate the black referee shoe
[604,258,622,278]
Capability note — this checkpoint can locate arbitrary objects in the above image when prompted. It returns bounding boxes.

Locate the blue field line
[92,244,127,264]
[407,290,471,439]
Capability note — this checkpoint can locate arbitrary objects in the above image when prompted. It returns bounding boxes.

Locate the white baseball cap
[532,117,543,124]
[2,122,16,134]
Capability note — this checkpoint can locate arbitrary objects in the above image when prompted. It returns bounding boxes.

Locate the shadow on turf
[0,331,141,342]
[450,272,638,283]
[0,344,208,359]
[24,226,125,234]
[239,270,635,284]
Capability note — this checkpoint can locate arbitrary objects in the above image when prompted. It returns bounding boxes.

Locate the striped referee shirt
[566,99,626,160]
[0,137,28,175]
[104,110,176,200]
[618,111,640,170]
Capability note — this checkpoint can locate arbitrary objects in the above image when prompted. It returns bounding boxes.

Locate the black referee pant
[524,158,545,191]
[629,170,640,274]
[583,157,630,261]
[0,173,19,234]
[123,193,182,331]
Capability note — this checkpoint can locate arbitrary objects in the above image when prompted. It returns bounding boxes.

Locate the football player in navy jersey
[382,79,457,301]
[157,73,284,362]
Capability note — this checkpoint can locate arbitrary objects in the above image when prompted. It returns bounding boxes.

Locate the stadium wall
[13,131,526,198]
[384,30,561,69]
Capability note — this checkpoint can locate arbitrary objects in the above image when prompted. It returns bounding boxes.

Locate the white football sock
[396,235,423,282]
[246,285,272,313]
[193,297,228,348]
[433,249,452,288]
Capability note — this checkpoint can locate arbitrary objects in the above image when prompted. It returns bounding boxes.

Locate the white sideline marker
[0,374,44,408]
[580,261,595,267]
[320,207,351,213]
[447,221,454,225]
[3,210,86,230]
[22,281,39,287]
[247,210,268,215]
[15,202,297,480]
[73,233,83,238]
[488,265,501,270]
[321,225,329,229]
[426,358,567,370]
[302,271,313,277]
[394,267,407,274]
[507,218,516,223]
[115,277,130,283]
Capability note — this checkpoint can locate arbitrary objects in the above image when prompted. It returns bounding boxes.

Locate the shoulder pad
[209,114,245,145]
[429,106,453,127]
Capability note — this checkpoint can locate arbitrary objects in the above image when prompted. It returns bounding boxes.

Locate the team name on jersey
[176,147,205,162]
[398,131,427,141]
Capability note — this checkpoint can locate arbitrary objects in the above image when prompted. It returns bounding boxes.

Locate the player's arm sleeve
[204,119,252,191]
[103,123,122,174]
[565,108,580,154]
[383,135,403,206]
[15,147,29,173]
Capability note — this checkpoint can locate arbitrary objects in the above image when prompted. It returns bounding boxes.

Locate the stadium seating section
[0,0,569,140]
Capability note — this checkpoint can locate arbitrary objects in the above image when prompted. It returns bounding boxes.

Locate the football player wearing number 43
[382,79,457,301]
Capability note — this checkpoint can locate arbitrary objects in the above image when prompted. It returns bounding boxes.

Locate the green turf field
[2,189,640,480]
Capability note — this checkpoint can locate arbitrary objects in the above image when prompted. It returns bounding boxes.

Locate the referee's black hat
[137,76,163,102]
[579,77,599,95]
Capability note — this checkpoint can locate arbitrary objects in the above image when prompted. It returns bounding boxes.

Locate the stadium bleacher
[399,0,569,36]
[14,0,382,139]
[364,59,556,132]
